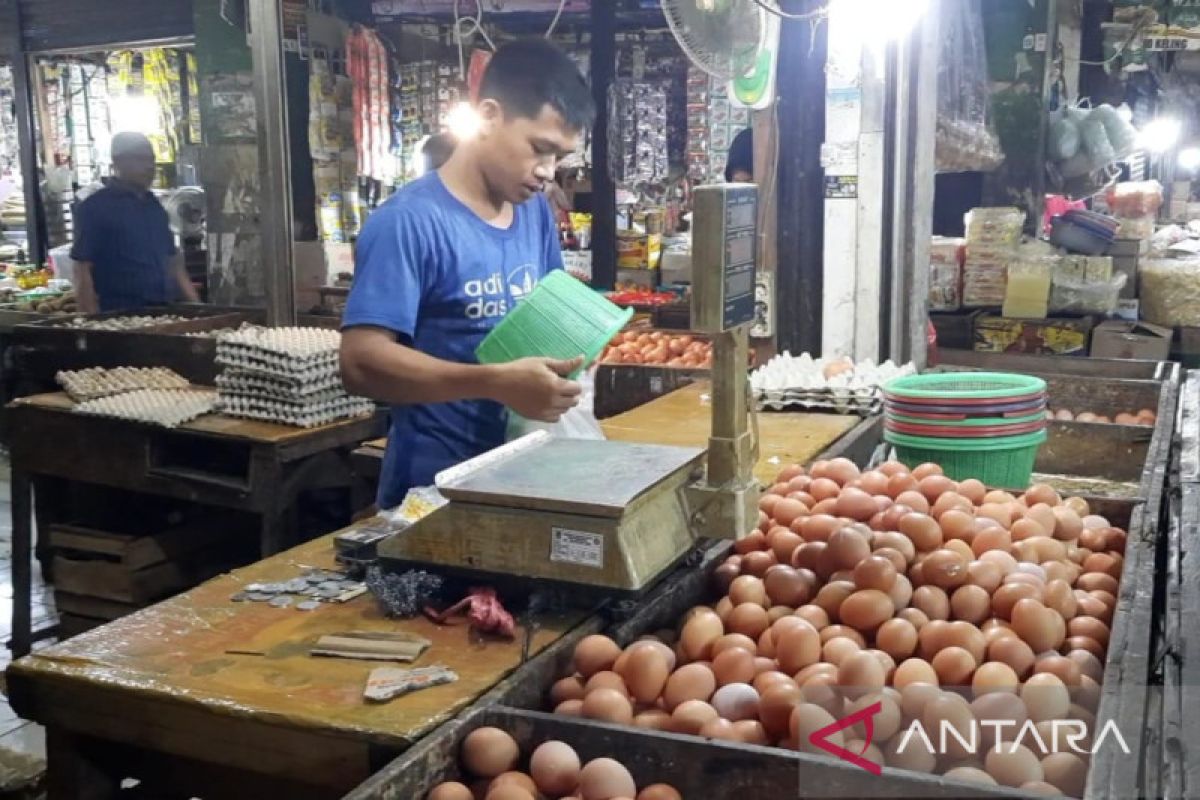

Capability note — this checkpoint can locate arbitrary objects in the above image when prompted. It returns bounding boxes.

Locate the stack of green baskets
[882,372,1049,488]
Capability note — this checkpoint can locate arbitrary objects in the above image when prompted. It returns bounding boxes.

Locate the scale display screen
[691,184,758,333]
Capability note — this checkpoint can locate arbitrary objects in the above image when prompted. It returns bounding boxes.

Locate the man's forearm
[341,336,501,406]
[74,262,99,314]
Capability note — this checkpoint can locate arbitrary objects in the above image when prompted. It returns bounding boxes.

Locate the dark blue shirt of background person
[69,131,199,313]
[70,180,178,312]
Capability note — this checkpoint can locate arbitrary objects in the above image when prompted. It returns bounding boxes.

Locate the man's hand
[487,356,584,422]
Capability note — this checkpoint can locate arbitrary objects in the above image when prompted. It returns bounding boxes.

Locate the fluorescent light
[108,95,161,137]
[444,102,482,141]
[1179,146,1200,171]
[1138,117,1181,153]
[832,0,930,47]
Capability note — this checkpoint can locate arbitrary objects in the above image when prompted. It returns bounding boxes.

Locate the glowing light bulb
[1179,146,1200,171]
[1138,117,1181,153]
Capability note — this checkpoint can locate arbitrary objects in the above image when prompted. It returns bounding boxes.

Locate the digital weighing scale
[378,185,761,597]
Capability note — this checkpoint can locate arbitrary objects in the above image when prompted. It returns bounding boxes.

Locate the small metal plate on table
[439,439,705,518]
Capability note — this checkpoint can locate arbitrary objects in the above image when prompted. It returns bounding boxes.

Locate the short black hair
[725,127,754,182]
[478,39,595,132]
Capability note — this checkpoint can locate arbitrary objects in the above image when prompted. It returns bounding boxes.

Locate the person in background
[70,132,199,314]
[725,127,754,183]
[339,39,596,511]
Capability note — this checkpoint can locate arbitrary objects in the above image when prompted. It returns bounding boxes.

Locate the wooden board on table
[10,392,379,445]
[6,528,590,793]
[599,380,859,486]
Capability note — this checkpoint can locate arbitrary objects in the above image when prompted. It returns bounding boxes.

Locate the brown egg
[971,691,1029,747]
[1012,599,1065,654]
[1024,483,1059,507]
[585,671,629,697]
[887,472,919,498]
[582,688,633,725]
[992,583,1042,621]
[827,528,872,571]
[740,551,777,577]
[1041,579,1078,622]
[911,463,943,480]
[529,741,582,796]
[838,589,894,632]
[1066,649,1104,682]
[636,785,683,800]
[813,580,855,621]
[971,526,1013,558]
[921,693,976,759]
[888,575,914,614]
[947,585,989,625]
[1068,616,1110,647]
[883,726,937,773]
[668,699,719,735]
[1051,507,1083,541]
[757,682,803,739]
[899,512,942,552]
[822,636,861,667]
[574,636,622,679]
[768,604,795,624]
[772,499,808,528]
[979,549,1019,575]
[1041,752,1087,797]
[680,611,724,661]
[461,727,520,779]
[734,530,768,555]
[632,709,672,731]
[1010,518,1047,542]
[795,662,839,687]
[838,650,886,699]
[943,767,997,787]
[964,560,1003,595]
[988,636,1036,679]
[764,565,815,608]
[897,607,930,630]
[985,743,1044,787]
[776,621,822,674]
[931,646,976,686]
[711,633,758,660]
[428,783,474,800]
[662,664,716,710]
[791,542,826,575]
[912,585,951,620]
[852,554,897,591]
[876,618,918,661]
[897,680,942,718]
[834,488,878,522]
[984,490,1016,505]
[972,661,1020,696]
[578,758,636,800]
[932,492,973,521]
[939,509,976,543]
[728,575,768,607]
[918,475,957,503]
[952,478,983,505]
[977,503,1014,528]
[894,657,939,688]
[1021,673,1070,722]
[795,604,831,631]
[922,549,970,590]
[551,675,586,705]
[711,647,756,687]
[1033,654,1082,687]
[947,621,988,664]
[555,699,584,716]
[727,603,771,640]
[1075,674,1102,712]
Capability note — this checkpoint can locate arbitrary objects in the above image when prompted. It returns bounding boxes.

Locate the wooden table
[349,383,860,503]
[600,381,860,486]
[7,393,385,657]
[6,531,588,799]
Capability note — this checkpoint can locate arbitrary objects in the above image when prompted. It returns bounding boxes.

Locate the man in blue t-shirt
[340,40,596,510]
[71,132,199,313]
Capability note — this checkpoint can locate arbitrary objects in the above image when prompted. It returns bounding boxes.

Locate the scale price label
[549,528,605,569]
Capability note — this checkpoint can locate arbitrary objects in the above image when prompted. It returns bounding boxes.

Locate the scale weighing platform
[379,436,706,596]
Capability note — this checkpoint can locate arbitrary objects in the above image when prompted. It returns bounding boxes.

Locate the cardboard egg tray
[217,394,375,428]
[217,326,341,360]
[56,366,191,402]
[215,372,345,400]
[755,386,883,415]
[74,388,218,429]
[215,350,340,382]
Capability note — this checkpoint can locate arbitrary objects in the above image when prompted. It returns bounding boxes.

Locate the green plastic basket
[884,372,1047,401]
[475,271,634,376]
[887,411,1048,428]
[884,429,1047,488]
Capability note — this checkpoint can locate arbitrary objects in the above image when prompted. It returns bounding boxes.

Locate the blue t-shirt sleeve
[540,195,564,275]
[69,199,101,263]
[343,205,428,339]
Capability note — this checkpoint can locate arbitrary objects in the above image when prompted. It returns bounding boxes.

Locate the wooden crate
[345,706,1023,800]
[593,363,708,419]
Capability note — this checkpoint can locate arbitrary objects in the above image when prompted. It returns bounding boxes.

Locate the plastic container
[885,418,1047,438]
[885,429,1048,487]
[888,410,1047,428]
[1049,215,1115,256]
[884,372,1047,403]
[475,271,635,376]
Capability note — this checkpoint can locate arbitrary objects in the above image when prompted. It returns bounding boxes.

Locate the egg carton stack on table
[216,326,375,428]
[751,353,917,415]
[73,388,218,429]
[56,366,191,402]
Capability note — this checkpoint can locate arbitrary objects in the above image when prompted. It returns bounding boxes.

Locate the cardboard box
[1091,320,1172,361]
[1109,238,1150,257]
[1111,254,1140,299]
[974,315,1093,357]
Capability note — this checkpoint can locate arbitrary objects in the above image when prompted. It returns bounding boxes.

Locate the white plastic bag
[506,368,606,441]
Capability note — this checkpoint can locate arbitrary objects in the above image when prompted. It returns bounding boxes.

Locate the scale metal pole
[248,0,296,326]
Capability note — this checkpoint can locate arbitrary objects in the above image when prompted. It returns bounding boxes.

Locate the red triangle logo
[808,700,883,775]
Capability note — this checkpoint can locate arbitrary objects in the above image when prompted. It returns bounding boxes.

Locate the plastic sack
[1048,113,1081,161]
[935,1,1004,173]
[506,369,605,441]
[1107,181,1164,218]
[1049,273,1126,315]
[928,237,964,311]
[1140,258,1200,327]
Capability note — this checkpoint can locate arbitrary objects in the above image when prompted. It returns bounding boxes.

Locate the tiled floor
[0,457,52,784]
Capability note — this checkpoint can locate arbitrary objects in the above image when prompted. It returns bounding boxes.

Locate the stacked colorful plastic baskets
[882,372,1049,488]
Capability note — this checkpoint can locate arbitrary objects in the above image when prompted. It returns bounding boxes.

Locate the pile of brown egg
[427,727,682,800]
[548,459,1127,797]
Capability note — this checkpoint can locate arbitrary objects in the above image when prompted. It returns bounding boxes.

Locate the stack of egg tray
[215,327,375,428]
[74,388,217,429]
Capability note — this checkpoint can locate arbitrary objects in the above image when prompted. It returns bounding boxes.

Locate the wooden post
[588,0,616,291]
[6,1,49,266]
[774,0,827,356]
[247,0,296,326]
